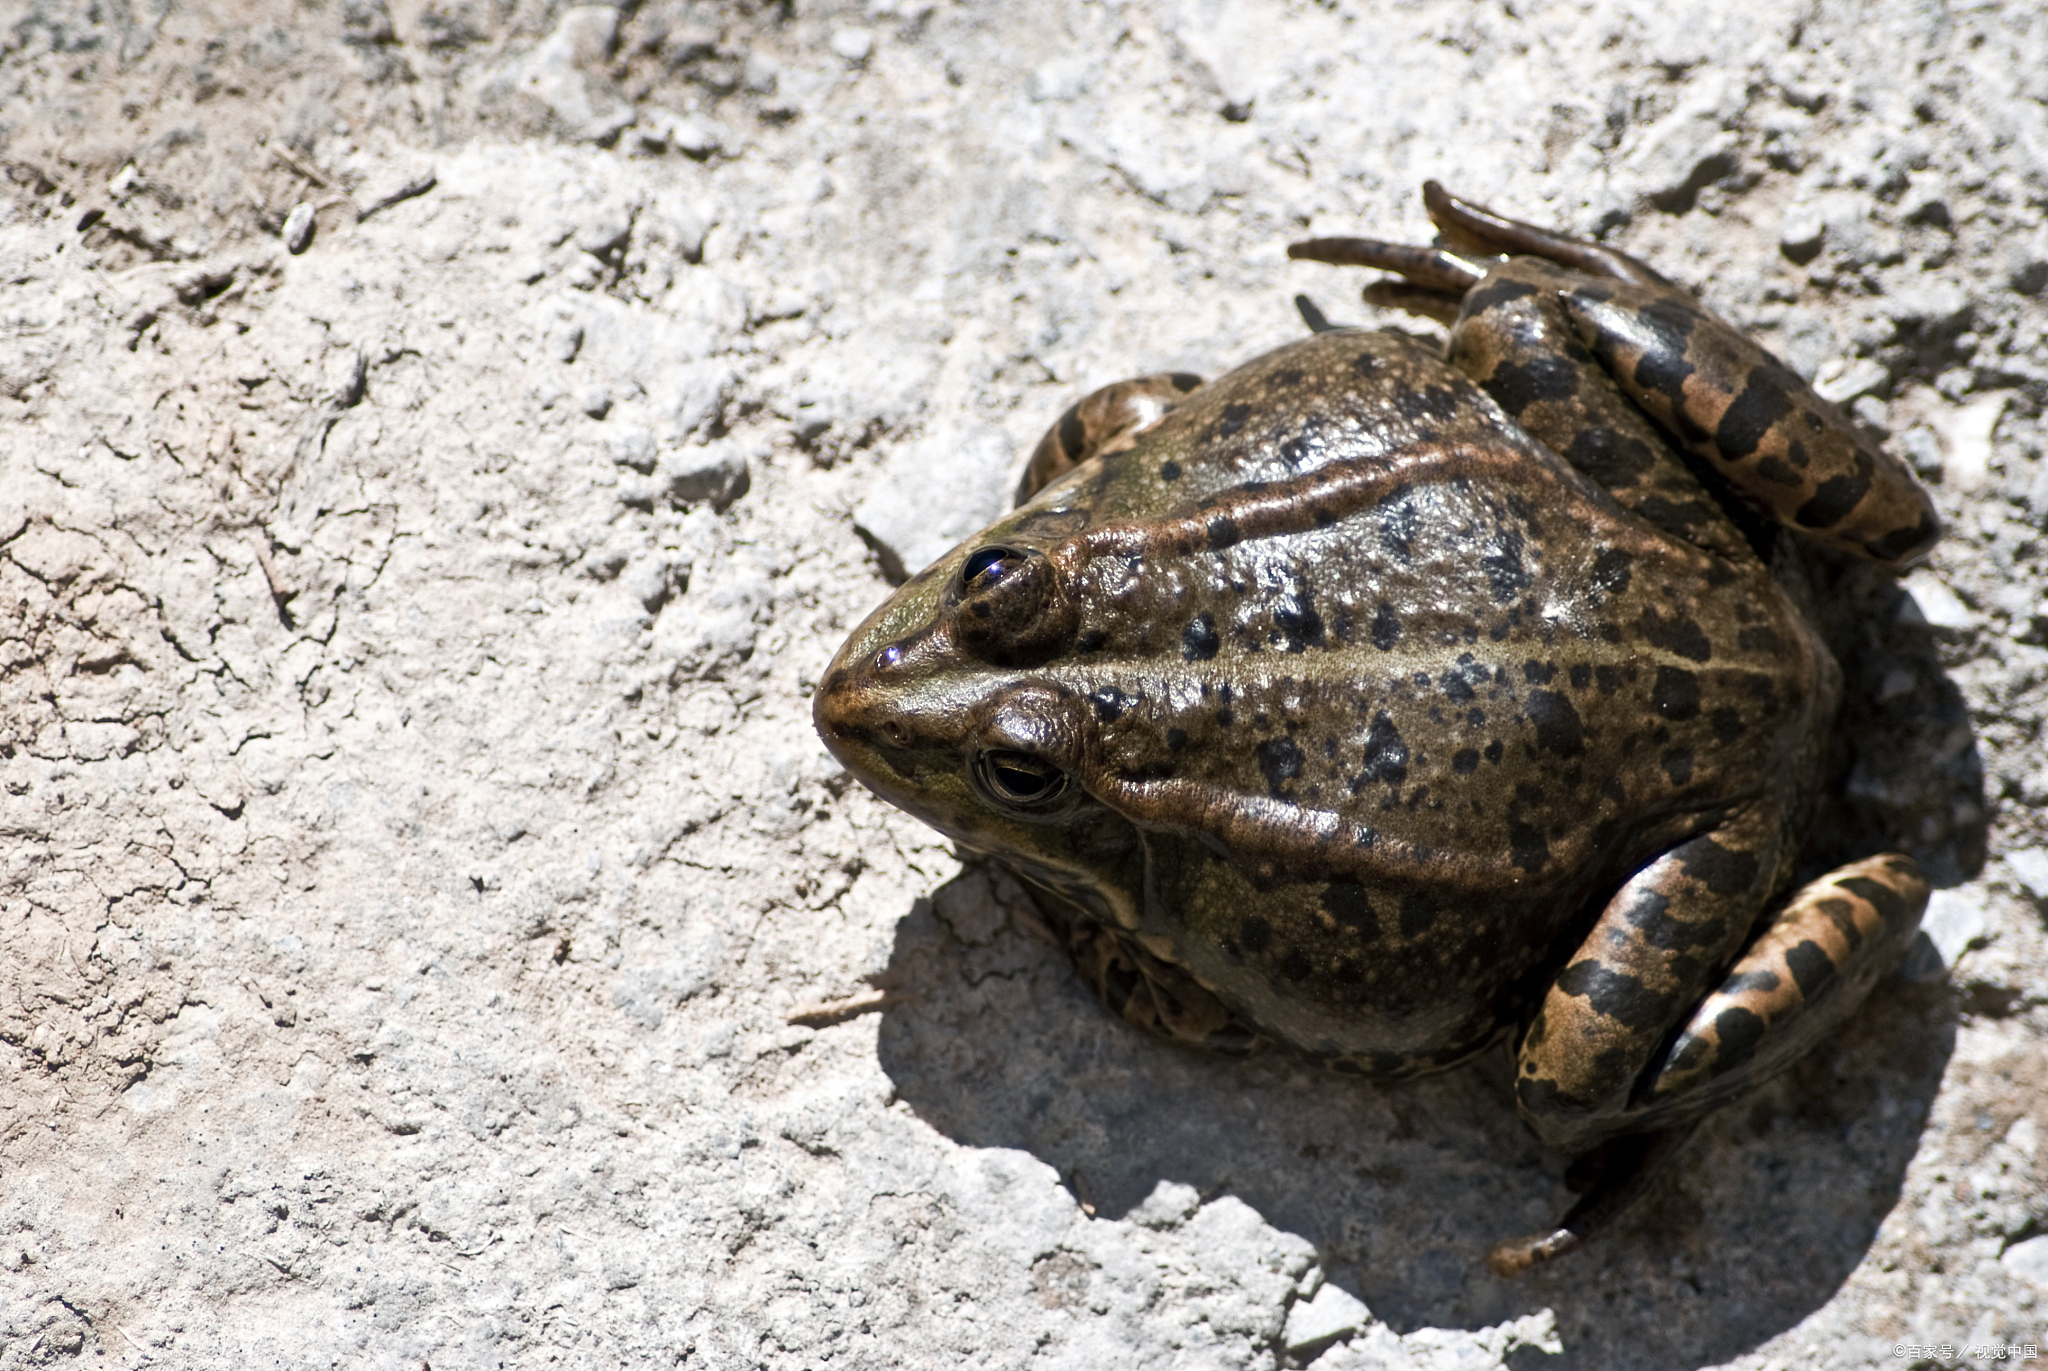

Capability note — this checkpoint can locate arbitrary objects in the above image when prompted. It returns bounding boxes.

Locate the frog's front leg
[1498,844,1929,1276]
[1016,371,1204,504]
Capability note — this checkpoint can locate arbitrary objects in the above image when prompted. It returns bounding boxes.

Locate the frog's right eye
[973,749,1069,809]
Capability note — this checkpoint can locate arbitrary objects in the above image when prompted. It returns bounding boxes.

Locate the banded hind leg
[1292,181,1939,568]
[1488,851,1929,1276]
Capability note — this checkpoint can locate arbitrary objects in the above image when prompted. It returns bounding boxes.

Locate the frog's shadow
[874,867,1957,1368]
[872,570,1979,1371]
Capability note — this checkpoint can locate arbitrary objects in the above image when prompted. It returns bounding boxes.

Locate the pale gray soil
[1,1,2045,1367]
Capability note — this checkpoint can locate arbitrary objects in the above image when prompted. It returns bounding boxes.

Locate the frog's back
[1014,330,1827,1057]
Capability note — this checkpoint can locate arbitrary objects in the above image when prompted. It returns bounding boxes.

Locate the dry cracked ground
[1,0,2046,1367]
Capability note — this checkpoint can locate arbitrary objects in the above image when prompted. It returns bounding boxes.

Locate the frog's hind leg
[1018,372,1204,505]
[1639,852,1927,1116]
[1495,851,1928,1276]
[1560,278,1940,567]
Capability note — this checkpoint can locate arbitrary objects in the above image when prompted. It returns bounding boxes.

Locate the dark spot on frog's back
[1640,609,1712,663]
[1273,368,1304,387]
[1273,592,1325,653]
[1256,736,1305,795]
[1651,666,1701,721]
[1238,915,1273,954]
[1508,821,1549,872]
[1183,612,1220,661]
[1482,531,1530,604]
[1394,384,1465,425]
[1218,402,1253,438]
[1371,604,1401,651]
[1207,514,1243,550]
[1159,460,1182,482]
[1591,547,1632,595]
[1356,714,1408,787]
[1525,689,1585,757]
[1353,351,1380,376]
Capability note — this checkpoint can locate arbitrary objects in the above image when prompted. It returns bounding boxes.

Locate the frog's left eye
[960,545,1030,590]
[973,749,1070,810]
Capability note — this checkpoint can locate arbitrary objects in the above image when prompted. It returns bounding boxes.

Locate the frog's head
[813,531,1146,927]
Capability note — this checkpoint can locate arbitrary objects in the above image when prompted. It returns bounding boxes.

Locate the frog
[813,182,1938,1275]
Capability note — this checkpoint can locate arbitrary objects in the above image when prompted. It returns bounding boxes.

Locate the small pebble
[610,431,657,474]
[579,385,613,419]
[831,28,874,64]
[1779,200,1826,264]
[283,202,316,255]
[660,444,750,511]
[548,322,584,363]
[669,117,725,160]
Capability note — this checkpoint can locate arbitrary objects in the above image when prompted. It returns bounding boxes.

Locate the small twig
[114,1324,147,1353]
[250,538,292,602]
[267,141,330,188]
[357,172,437,222]
[1070,1169,1098,1218]
[784,990,902,1028]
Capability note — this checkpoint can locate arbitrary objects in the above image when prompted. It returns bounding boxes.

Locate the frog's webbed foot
[1486,1125,1696,1278]
[1018,371,1205,505]
[1286,179,1670,325]
[1028,887,1269,1058]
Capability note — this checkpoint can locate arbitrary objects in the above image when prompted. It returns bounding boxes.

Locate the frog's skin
[814,183,1937,1275]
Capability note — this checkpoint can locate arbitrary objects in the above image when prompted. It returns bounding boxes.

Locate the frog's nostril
[883,721,907,745]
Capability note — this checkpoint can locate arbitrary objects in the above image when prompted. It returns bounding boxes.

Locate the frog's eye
[973,749,1069,809]
[949,544,1078,668]
[960,545,1030,590]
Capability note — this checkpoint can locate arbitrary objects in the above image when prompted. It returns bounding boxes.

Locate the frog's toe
[1287,236,1487,291]
[1421,180,1672,289]
[1487,1125,1696,1277]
